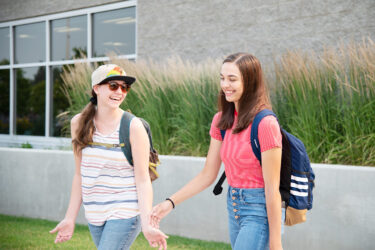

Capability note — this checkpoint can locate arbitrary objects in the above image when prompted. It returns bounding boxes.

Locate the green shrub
[21,142,33,148]
[272,39,375,166]
[61,56,220,156]
[59,39,375,166]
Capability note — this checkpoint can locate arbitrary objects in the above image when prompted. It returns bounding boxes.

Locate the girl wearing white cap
[50,64,168,250]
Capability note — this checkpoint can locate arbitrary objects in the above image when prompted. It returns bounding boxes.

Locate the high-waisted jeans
[88,215,141,250]
[227,186,285,250]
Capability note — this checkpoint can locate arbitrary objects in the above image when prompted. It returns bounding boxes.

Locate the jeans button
[232,190,236,193]
[235,215,239,219]
[233,209,237,212]
[232,196,236,200]
[232,202,236,206]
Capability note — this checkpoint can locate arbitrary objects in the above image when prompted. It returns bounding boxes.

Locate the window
[0,28,9,65]
[15,67,45,135]
[0,1,136,145]
[93,7,136,57]
[14,22,45,64]
[51,15,87,61]
[0,69,9,134]
[51,65,70,137]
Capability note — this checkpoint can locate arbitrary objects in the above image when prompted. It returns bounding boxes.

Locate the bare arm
[151,137,222,222]
[50,114,83,243]
[130,118,168,249]
[64,115,83,222]
[262,147,283,250]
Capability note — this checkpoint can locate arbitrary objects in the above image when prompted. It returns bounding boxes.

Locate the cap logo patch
[106,66,124,77]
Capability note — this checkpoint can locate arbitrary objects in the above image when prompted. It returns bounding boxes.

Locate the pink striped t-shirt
[210,111,282,189]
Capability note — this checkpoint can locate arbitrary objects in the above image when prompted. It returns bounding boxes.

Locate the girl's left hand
[142,225,168,250]
[150,200,174,228]
[49,219,75,244]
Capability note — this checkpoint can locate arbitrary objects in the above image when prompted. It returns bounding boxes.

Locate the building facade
[0,0,374,147]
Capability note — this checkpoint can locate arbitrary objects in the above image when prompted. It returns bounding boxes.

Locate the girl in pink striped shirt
[151,53,284,250]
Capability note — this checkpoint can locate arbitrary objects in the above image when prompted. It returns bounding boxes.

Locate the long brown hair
[217,53,271,133]
[72,90,97,153]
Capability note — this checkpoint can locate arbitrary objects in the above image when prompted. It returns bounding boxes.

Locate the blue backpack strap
[213,129,227,195]
[119,111,136,166]
[220,129,226,140]
[250,109,278,165]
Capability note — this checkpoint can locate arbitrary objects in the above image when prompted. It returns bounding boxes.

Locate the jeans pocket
[241,197,267,218]
[243,199,266,208]
[242,192,266,207]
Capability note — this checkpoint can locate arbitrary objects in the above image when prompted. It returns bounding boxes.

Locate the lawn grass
[0,214,230,250]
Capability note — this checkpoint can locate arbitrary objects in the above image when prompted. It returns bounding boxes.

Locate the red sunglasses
[103,81,131,93]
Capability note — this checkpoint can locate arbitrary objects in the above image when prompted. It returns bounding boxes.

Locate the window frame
[0,1,137,148]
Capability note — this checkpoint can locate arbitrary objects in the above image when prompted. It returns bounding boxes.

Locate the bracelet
[165,198,175,209]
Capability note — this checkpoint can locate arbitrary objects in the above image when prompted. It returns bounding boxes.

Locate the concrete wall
[0,0,121,22]
[1,147,374,249]
[137,0,375,65]
[1,0,374,65]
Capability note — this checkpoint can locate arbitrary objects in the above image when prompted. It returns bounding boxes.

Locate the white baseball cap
[91,64,136,87]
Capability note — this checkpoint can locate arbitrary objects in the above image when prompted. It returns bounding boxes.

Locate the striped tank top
[81,122,139,226]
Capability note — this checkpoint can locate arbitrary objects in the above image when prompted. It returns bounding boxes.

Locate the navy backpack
[213,109,315,226]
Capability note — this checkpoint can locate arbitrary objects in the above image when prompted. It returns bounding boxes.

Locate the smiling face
[220,62,244,110]
[93,80,127,109]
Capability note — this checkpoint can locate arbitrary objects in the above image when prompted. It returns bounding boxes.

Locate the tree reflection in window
[0,66,9,134]
[52,66,70,137]
[16,67,45,135]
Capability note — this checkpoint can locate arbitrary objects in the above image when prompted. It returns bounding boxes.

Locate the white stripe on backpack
[291,175,308,182]
[290,190,308,197]
[291,183,308,190]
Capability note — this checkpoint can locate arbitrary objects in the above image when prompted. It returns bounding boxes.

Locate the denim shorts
[227,186,285,250]
[88,215,141,250]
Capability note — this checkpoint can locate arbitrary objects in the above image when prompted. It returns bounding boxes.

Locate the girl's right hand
[142,225,168,250]
[150,200,174,228]
[49,219,75,243]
